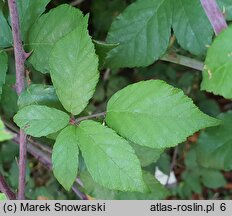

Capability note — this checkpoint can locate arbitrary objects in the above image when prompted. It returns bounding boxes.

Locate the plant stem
[72,185,87,200]
[0,174,16,200]
[8,0,27,200]
[165,147,178,186]
[70,0,85,6]
[200,0,227,35]
[160,53,204,71]
[18,131,27,199]
[8,0,26,95]
[76,112,106,123]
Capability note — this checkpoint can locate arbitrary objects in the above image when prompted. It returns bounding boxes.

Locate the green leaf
[182,171,202,194]
[28,4,86,74]
[106,80,220,149]
[7,160,30,189]
[0,51,8,99]
[0,118,12,142]
[175,182,192,199]
[0,75,18,118]
[93,81,105,102]
[76,120,146,192]
[0,9,12,48]
[18,84,62,109]
[0,193,7,200]
[156,153,171,175]
[184,148,198,170]
[201,169,226,189]
[182,148,202,194]
[106,76,129,99]
[201,26,232,99]
[196,111,232,171]
[130,142,163,167]
[46,130,61,140]
[34,187,54,200]
[183,147,226,192]
[16,0,50,41]
[50,21,99,115]
[52,126,79,191]
[198,99,220,117]
[106,0,172,68]
[116,172,169,200]
[91,0,127,38]
[217,0,232,21]
[0,141,19,163]
[93,40,118,69]
[172,0,213,55]
[80,171,116,200]
[14,105,70,137]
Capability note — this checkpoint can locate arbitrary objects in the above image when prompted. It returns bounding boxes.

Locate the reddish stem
[76,112,106,124]
[8,0,27,200]
[200,0,227,35]
[0,174,16,200]
[18,130,27,199]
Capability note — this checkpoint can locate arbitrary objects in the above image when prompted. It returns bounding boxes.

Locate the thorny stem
[76,112,106,124]
[8,0,26,95]
[0,174,16,200]
[200,0,227,35]
[8,0,27,200]
[160,53,204,71]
